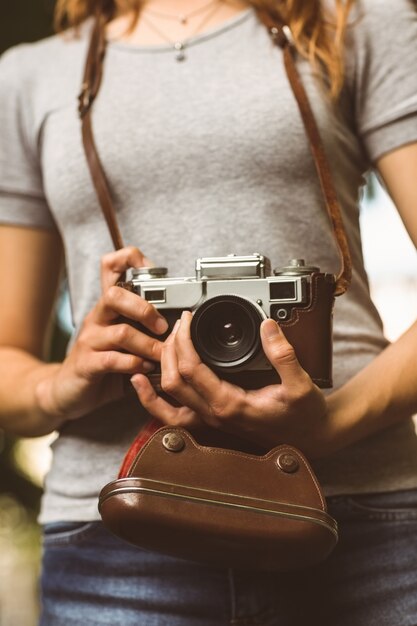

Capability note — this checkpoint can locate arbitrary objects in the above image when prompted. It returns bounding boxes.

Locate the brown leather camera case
[99,427,338,571]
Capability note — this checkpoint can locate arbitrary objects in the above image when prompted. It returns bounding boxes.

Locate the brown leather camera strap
[78,12,125,251]
[78,10,352,296]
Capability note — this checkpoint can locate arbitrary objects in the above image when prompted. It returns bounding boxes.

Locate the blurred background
[1,4,417,625]
[0,4,66,625]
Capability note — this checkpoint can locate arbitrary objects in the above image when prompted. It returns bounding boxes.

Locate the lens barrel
[190,295,265,370]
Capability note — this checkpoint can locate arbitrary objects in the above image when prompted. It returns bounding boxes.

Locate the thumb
[260,319,306,386]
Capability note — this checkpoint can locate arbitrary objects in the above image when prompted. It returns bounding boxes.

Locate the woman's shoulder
[352,0,415,13]
[345,0,417,69]
[340,0,417,162]
[1,23,90,68]
[341,0,416,78]
[348,0,416,31]
[0,21,92,110]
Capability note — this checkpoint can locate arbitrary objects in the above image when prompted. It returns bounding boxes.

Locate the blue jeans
[39,489,417,626]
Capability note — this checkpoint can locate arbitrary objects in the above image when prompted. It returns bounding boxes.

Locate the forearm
[327,318,417,452]
[0,347,64,437]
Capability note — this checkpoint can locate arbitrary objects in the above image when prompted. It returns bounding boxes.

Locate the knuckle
[161,373,181,395]
[208,387,240,422]
[163,414,179,426]
[174,414,193,428]
[127,355,140,371]
[75,354,96,381]
[150,339,162,360]
[167,413,182,426]
[75,332,89,352]
[140,301,157,323]
[113,323,131,344]
[78,324,98,351]
[107,284,122,302]
[104,285,123,308]
[100,252,114,270]
[208,401,228,420]
[126,245,142,259]
[271,343,296,364]
[161,338,170,352]
[177,360,194,382]
[101,351,116,370]
[126,246,146,268]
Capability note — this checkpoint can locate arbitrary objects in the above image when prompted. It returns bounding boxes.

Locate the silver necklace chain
[144,0,222,24]
[140,0,224,61]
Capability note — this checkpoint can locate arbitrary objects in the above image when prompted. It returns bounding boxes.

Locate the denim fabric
[39,489,417,626]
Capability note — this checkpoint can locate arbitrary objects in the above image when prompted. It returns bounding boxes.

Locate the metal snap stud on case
[162,432,185,452]
[277,453,300,474]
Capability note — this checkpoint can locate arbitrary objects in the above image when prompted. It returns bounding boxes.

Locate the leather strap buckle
[269,25,294,49]
[78,82,93,118]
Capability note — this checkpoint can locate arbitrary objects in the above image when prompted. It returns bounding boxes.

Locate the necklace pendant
[174,41,186,61]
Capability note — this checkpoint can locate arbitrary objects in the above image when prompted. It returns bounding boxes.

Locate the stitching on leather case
[130,428,325,510]
[131,428,294,471]
[280,274,333,329]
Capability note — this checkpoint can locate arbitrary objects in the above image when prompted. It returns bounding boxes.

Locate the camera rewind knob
[130,267,168,279]
[273,259,320,276]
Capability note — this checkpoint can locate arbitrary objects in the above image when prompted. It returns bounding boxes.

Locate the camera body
[121,254,336,389]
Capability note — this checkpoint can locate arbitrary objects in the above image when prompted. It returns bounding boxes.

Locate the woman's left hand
[131,311,336,459]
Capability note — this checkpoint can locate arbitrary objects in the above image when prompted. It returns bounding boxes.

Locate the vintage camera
[121,254,336,389]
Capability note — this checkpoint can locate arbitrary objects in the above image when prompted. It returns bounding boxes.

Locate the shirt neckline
[107,6,254,53]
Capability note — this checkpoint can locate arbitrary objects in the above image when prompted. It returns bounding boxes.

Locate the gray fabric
[0,0,417,523]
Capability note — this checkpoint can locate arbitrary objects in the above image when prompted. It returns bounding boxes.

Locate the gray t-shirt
[1,0,417,523]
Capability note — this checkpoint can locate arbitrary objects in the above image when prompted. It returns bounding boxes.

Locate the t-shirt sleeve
[350,0,417,164]
[0,45,57,230]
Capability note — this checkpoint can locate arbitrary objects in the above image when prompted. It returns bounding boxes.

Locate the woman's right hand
[35,247,168,422]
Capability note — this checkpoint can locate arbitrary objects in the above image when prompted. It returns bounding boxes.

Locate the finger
[260,319,308,387]
[131,374,200,427]
[85,322,163,362]
[160,319,211,416]
[166,318,181,343]
[100,246,154,292]
[175,311,221,389]
[95,285,168,335]
[174,312,244,420]
[79,351,152,379]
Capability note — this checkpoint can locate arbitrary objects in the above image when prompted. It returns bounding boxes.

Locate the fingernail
[172,319,181,334]
[142,361,156,373]
[155,316,169,334]
[262,319,280,338]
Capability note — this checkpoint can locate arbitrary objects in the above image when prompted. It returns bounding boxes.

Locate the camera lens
[218,321,243,347]
[191,295,265,370]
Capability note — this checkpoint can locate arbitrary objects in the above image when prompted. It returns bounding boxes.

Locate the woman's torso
[1,2,417,522]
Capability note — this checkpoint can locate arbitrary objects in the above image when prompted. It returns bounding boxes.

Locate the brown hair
[54,0,355,99]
